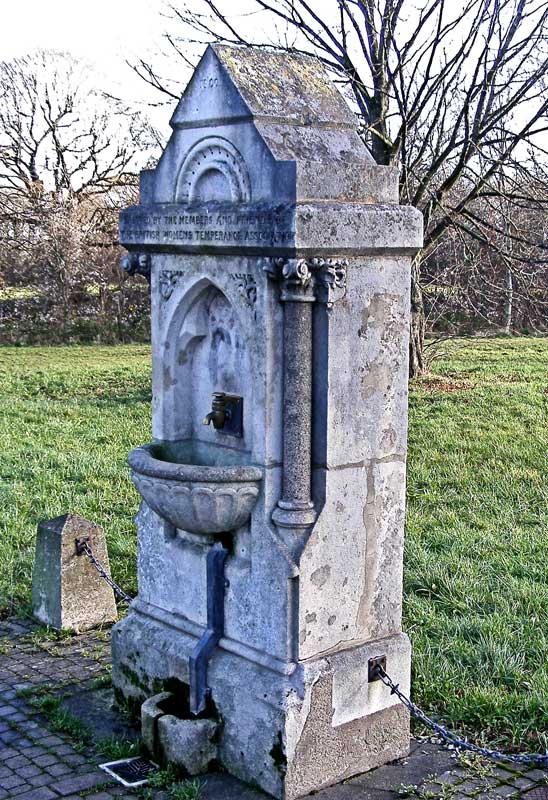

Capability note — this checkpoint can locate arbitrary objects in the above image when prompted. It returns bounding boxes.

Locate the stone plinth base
[112,603,411,799]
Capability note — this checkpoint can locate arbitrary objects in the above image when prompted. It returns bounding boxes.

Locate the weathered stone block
[141,691,173,756]
[157,715,218,775]
[32,514,117,631]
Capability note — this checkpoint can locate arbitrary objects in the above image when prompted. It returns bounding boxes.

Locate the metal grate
[524,788,548,799]
[99,756,157,787]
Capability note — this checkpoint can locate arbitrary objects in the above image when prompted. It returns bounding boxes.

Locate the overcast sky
[1,0,177,106]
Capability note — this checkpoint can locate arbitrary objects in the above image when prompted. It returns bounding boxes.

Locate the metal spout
[203,392,227,430]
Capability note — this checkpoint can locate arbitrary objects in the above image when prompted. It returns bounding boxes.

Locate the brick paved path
[0,618,547,800]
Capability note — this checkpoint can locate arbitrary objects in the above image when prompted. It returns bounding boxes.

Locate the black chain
[80,541,134,605]
[375,665,548,767]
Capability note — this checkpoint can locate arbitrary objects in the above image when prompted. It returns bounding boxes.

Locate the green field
[0,338,546,752]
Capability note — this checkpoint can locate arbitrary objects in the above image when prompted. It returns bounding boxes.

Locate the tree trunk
[409,256,425,378]
[503,263,513,335]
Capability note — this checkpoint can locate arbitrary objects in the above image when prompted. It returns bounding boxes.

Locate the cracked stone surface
[0,618,547,799]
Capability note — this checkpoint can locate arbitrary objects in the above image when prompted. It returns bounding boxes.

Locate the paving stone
[10,783,32,795]
[198,774,283,799]
[312,783,396,799]
[46,762,73,777]
[28,773,59,788]
[56,745,76,756]
[0,730,22,745]
[0,773,27,789]
[51,771,114,796]
[510,776,535,790]
[63,754,89,766]
[24,745,48,757]
[454,778,492,794]
[18,764,42,778]
[29,726,53,739]
[451,795,478,800]
[348,742,456,792]
[490,785,520,797]
[34,754,60,767]
[0,747,19,761]
[86,793,118,799]
[4,754,31,769]
[524,769,548,782]
[434,771,470,787]
[15,739,34,750]
[10,712,30,723]
[15,788,58,800]
[0,705,19,718]
[42,735,65,746]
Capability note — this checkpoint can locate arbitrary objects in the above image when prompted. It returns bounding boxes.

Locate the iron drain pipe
[189,541,229,715]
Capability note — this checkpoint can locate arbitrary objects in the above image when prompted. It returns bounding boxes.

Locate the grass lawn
[0,345,151,606]
[0,337,546,751]
[407,337,548,752]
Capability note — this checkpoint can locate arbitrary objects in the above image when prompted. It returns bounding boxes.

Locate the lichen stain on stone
[305,612,317,623]
[359,293,401,343]
[360,362,386,400]
[328,615,337,626]
[380,426,397,450]
[215,44,353,126]
[311,564,331,588]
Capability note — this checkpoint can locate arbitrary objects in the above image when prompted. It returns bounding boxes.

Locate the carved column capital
[266,257,347,306]
[266,258,315,302]
[121,252,151,284]
[310,257,348,307]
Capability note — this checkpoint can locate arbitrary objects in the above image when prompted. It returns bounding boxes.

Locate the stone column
[268,257,348,532]
[270,258,317,530]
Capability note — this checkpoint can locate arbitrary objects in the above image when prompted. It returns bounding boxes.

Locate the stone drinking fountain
[113,44,422,799]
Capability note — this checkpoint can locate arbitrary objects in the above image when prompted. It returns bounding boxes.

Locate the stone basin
[128,443,262,535]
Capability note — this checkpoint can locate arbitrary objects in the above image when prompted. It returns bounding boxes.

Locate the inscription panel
[119,203,296,252]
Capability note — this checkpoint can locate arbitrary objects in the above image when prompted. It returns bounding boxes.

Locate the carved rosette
[266,257,348,306]
[159,270,185,301]
[230,273,257,309]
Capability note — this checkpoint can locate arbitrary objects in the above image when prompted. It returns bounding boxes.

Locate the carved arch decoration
[160,277,255,450]
[174,137,252,203]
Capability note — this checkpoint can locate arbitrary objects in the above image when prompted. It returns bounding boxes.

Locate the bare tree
[0,51,152,197]
[0,51,155,342]
[422,169,547,336]
[135,0,548,375]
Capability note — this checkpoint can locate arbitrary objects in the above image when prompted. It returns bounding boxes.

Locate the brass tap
[203,392,227,430]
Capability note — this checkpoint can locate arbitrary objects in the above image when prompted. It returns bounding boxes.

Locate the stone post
[32,514,117,632]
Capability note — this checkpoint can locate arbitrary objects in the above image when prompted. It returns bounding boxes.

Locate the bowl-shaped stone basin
[128,443,262,535]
